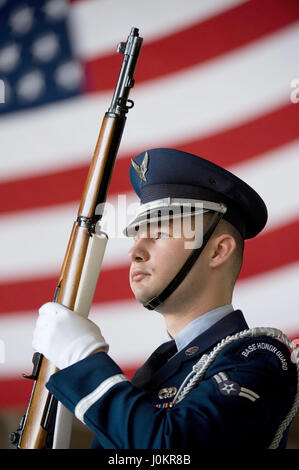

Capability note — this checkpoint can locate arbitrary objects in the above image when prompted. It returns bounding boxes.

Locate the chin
[131,285,145,302]
[135,292,151,305]
[132,287,156,306]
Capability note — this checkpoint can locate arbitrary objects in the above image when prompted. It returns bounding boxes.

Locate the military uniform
[46,309,297,449]
[35,148,298,449]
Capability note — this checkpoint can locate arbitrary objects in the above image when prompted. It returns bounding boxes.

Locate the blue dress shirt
[163,304,234,353]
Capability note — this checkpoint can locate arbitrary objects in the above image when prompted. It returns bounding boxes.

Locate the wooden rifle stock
[10,28,143,449]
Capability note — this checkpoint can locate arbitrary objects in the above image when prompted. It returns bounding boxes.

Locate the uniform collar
[180,309,248,358]
[163,304,234,353]
[145,309,249,391]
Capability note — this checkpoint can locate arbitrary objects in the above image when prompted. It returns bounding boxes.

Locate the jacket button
[185,346,200,356]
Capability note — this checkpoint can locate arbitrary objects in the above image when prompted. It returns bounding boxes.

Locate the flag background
[0,0,298,448]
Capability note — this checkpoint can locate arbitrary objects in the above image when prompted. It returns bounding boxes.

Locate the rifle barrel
[13,27,142,449]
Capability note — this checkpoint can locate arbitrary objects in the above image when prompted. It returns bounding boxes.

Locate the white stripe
[239,391,257,402]
[241,387,260,399]
[213,374,222,384]
[75,374,128,423]
[0,262,298,379]
[230,139,299,230]
[70,0,248,59]
[1,138,299,280]
[219,372,229,381]
[233,261,299,334]
[0,24,298,180]
[0,194,136,281]
[0,299,165,377]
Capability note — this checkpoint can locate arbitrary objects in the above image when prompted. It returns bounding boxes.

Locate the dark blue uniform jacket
[46,310,297,449]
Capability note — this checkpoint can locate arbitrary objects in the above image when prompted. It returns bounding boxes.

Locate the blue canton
[0,0,83,115]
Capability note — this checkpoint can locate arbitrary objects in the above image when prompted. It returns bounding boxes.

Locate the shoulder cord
[171,327,299,449]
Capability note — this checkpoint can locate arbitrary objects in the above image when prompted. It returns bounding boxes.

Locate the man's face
[128,216,204,307]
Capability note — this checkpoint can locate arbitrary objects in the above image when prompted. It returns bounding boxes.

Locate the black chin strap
[143,211,224,310]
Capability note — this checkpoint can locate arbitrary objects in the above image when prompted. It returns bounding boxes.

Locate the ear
[209,234,236,268]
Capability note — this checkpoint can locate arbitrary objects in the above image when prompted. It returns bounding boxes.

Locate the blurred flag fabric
[0,0,299,410]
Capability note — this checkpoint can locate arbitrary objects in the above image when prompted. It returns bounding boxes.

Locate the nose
[128,237,150,263]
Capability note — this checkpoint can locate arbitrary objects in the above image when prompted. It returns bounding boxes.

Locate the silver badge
[185,346,199,356]
[131,151,149,182]
[158,387,177,399]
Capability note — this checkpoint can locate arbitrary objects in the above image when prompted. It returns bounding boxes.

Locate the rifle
[9,27,143,449]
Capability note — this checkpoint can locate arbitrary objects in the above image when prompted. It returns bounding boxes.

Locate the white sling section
[52,230,108,449]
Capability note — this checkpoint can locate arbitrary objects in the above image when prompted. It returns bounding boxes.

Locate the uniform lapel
[184,309,249,357]
[141,310,249,392]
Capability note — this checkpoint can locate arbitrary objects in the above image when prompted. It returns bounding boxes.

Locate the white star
[54,60,83,91]
[220,383,236,394]
[0,43,20,73]
[16,70,45,102]
[10,5,34,35]
[31,33,60,63]
[43,0,68,21]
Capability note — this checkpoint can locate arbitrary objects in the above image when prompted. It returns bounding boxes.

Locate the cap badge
[131,151,149,182]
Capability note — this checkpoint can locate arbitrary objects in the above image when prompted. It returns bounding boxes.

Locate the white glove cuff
[58,334,109,370]
[32,302,109,370]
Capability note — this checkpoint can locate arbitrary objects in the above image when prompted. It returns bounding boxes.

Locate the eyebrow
[133,220,174,239]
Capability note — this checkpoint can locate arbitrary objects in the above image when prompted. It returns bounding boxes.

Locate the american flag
[0,0,299,419]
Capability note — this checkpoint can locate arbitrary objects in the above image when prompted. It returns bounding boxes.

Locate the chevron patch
[213,372,260,402]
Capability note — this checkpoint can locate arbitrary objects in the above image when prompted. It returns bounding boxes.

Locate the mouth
[130,269,151,282]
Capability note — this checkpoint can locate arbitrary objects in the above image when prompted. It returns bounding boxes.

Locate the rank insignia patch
[213,372,260,402]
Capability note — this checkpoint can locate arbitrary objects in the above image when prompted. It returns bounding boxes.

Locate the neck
[158,290,233,338]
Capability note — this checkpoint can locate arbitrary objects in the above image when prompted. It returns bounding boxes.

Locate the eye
[152,231,170,240]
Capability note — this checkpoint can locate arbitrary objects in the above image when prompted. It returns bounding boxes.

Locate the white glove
[32,302,109,370]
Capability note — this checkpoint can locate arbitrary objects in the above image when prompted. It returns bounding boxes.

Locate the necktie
[131,340,177,388]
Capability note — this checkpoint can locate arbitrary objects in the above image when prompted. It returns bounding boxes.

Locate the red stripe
[178,103,299,168]
[0,377,32,409]
[0,218,298,315]
[0,266,132,314]
[1,102,298,215]
[0,365,139,409]
[83,0,299,93]
[240,218,299,280]
[0,165,88,215]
